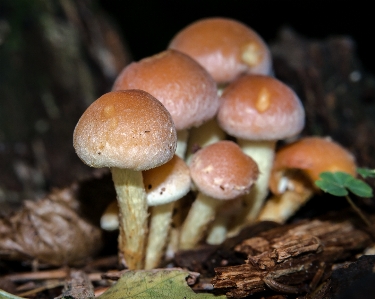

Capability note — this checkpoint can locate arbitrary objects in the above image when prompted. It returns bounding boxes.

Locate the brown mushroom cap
[190,140,259,200]
[217,75,305,140]
[73,89,176,171]
[143,155,191,206]
[112,50,219,131]
[168,17,272,84]
[269,136,357,195]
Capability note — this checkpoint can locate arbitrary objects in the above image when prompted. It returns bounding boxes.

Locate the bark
[0,0,131,209]
[211,218,372,298]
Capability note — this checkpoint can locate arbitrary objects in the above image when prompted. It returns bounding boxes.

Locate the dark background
[1,0,374,204]
[98,1,374,72]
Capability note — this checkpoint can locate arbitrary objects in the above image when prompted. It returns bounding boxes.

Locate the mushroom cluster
[74,17,360,270]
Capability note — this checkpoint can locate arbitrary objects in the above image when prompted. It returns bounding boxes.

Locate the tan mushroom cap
[218,75,305,140]
[112,50,219,131]
[269,136,357,195]
[168,17,272,84]
[73,90,177,171]
[143,155,191,206]
[190,140,259,200]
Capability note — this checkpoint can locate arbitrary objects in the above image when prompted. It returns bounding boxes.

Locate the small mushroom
[179,140,259,249]
[257,136,357,223]
[217,75,305,233]
[99,156,191,268]
[73,90,176,269]
[100,200,119,231]
[143,155,191,269]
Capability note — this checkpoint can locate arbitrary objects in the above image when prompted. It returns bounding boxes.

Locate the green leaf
[346,178,373,198]
[315,171,373,198]
[315,172,349,196]
[97,269,226,299]
[315,177,348,196]
[0,289,27,299]
[357,167,375,179]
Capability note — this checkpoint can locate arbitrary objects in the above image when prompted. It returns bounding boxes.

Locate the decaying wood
[174,221,280,275]
[212,219,372,298]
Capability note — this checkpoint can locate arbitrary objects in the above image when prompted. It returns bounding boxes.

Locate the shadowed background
[0,0,374,214]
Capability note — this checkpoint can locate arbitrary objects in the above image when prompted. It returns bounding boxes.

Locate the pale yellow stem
[257,189,314,223]
[227,140,276,237]
[175,129,189,159]
[206,214,230,245]
[185,118,226,164]
[145,202,175,269]
[111,167,148,269]
[179,193,222,250]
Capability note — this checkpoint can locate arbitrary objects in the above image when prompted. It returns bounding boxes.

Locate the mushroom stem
[206,214,230,245]
[165,197,190,261]
[185,118,226,164]
[239,140,276,220]
[145,202,175,269]
[175,129,189,158]
[179,193,222,250]
[206,197,242,245]
[257,189,314,223]
[228,140,275,235]
[111,167,148,269]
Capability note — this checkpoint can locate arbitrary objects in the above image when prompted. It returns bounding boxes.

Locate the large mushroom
[169,17,272,162]
[257,136,357,223]
[112,49,219,158]
[217,75,305,232]
[168,17,272,86]
[179,140,259,249]
[73,90,176,269]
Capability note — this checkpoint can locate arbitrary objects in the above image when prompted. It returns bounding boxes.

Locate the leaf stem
[345,195,372,227]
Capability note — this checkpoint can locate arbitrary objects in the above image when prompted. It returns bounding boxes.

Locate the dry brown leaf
[0,186,101,266]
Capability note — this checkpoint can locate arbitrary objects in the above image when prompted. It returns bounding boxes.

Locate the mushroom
[143,155,191,269]
[99,155,191,267]
[112,49,219,158]
[168,17,272,87]
[100,200,119,231]
[217,75,305,232]
[257,136,357,223]
[73,90,176,269]
[179,140,259,250]
[169,17,273,163]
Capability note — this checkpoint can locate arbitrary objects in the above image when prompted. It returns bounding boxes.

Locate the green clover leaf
[315,171,373,198]
[357,167,375,179]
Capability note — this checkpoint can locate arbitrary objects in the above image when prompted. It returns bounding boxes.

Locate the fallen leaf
[98,269,226,299]
[0,185,102,266]
[0,289,27,299]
